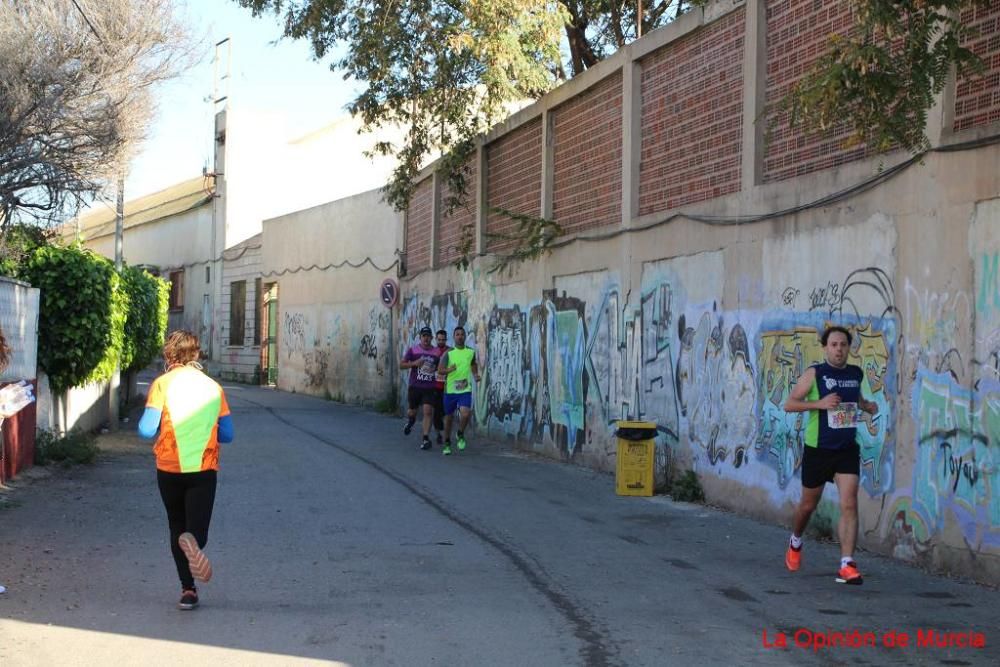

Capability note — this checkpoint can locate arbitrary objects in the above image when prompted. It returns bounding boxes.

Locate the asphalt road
[1,381,997,666]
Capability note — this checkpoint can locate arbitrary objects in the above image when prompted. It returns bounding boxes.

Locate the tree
[785,0,996,154]
[237,0,691,211]
[0,223,54,278]
[0,0,196,230]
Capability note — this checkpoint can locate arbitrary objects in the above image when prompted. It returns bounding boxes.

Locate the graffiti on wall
[400,292,468,352]
[676,309,755,469]
[780,268,896,321]
[584,282,680,445]
[547,295,587,454]
[483,306,527,428]
[902,279,971,383]
[910,370,1000,550]
[979,252,1000,317]
[284,312,307,359]
[399,263,900,500]
[359,305,391,375]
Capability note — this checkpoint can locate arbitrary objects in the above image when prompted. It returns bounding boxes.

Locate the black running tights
[157,469,217,589]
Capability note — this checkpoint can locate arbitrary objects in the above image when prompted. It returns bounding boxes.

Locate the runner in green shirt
[437,326,480,455]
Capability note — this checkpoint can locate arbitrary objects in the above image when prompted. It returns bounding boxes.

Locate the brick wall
[955,1,1000,132]
[406,178,434,273]
[552,71,623,233]
[438,157,478,266]
[764,0,868,182]
[639,7,745,216]
[405,1,1000,264]
[486,119,543,253]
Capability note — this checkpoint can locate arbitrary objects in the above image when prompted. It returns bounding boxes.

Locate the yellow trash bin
[615,420,657,497]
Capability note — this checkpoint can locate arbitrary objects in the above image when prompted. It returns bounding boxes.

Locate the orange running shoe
[178,532,213,583]
[785,544,801,571]
[836,560,863,585]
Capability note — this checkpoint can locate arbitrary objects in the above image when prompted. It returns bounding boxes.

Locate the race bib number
[454,378,469,392]
[827,402,859,429]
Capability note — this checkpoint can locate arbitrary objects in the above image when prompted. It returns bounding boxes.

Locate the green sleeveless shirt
[446,347,476,394]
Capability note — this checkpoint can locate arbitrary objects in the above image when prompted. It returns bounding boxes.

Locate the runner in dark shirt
[783,326,878,585]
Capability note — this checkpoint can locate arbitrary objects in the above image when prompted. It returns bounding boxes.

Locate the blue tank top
[805,362,864,450]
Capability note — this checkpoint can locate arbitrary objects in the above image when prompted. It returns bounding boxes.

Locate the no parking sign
[380,278,399,308]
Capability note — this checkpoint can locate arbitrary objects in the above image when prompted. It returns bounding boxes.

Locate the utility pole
[114,173,124,270]
[638,0,643,38]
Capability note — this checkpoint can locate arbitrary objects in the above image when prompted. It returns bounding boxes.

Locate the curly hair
[162,330,200,367]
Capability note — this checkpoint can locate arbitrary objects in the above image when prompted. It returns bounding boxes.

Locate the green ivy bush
[120,265,169,371]
[21,245,127,393]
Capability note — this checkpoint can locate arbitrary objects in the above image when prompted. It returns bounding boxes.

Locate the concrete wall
[398,0,1000,582]
[262,188,402,403]
[218,234,263,383]
[35,373,115,436]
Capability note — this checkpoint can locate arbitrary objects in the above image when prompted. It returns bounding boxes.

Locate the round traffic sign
[380,278,399,308]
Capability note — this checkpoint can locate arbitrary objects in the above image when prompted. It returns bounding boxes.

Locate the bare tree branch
[0,0,199,230]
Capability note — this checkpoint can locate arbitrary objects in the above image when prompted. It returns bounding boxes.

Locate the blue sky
[124,0,360,200]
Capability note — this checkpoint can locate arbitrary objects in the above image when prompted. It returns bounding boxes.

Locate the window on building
[229,280,246,346]
[205,266,211,284]
[168,270,184,311]
[253,277,262,346]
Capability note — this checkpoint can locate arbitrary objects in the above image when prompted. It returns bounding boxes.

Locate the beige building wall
[75,200,215,342]
[219,107,409,251]
[218,235,264,383]
[262,188,401,403]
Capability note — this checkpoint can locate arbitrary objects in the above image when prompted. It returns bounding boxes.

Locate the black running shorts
[407,386,441,410]
[801,443,860,488]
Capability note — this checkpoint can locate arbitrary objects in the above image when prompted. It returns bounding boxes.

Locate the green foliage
[0,224,53,278]
[34,429,99,466]
[20,245,126,393]
[239,0,567,212]
[782,0,993,154]
[455,207,563,275]
[120,265,169,371]
[670,470,705,503]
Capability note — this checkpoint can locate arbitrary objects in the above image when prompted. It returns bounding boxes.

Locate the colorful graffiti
[978,252,1000,316]
[676,309,755,469]
[584,282,680,443]
[902,278,970,383]
[548,297,587,454]
[910,370,1000,550]
[400,292,469,352]
[400,272,898,492]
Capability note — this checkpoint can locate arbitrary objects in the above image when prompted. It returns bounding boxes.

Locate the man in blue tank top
[783,326,878,585]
